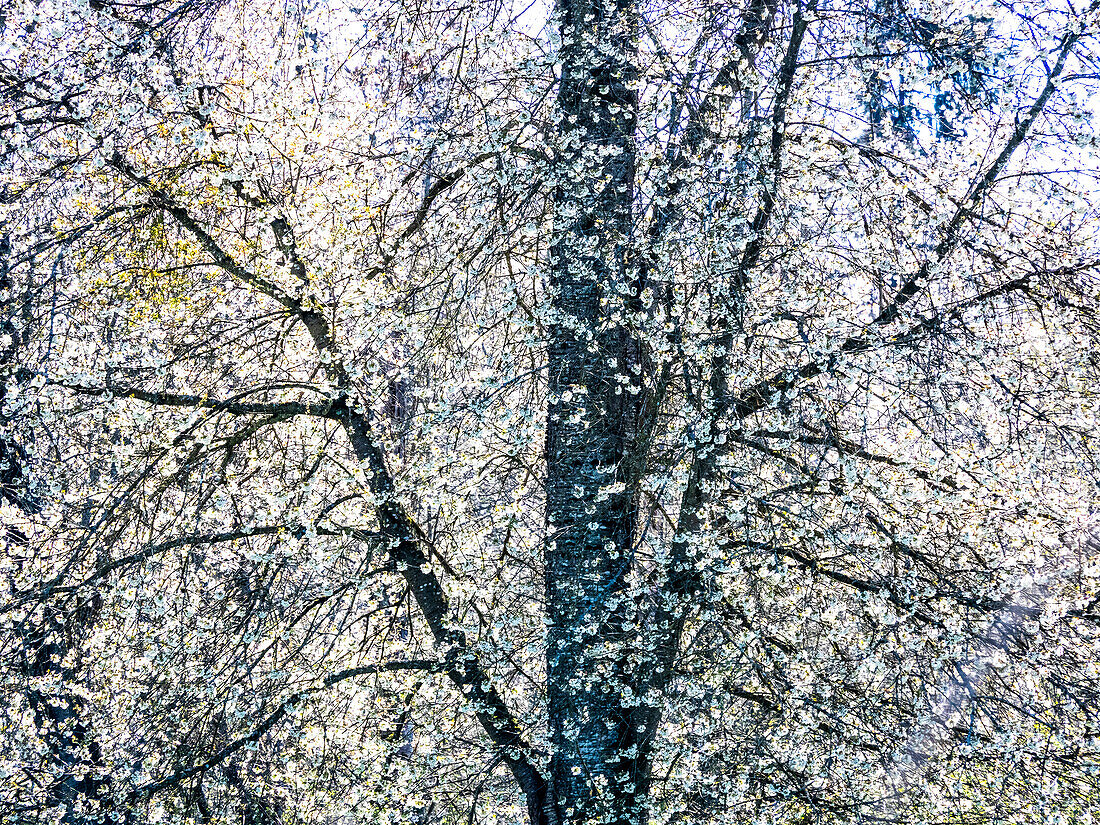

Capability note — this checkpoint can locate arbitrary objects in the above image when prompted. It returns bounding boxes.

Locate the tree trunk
[544,0,647,823]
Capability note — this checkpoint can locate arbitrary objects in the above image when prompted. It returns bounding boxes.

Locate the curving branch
[105,140,548,815]
[723,15,1087,424]
[633,0,817,766]
[130,659,444,803]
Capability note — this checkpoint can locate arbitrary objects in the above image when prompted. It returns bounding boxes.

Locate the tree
[3,0,1100,824]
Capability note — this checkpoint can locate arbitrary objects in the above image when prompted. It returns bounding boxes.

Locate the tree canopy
[3,0,1100,823]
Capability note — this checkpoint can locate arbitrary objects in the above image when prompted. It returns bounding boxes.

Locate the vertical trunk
[544,1,646,823]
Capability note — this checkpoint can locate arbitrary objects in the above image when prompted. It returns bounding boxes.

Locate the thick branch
[723,25,1082,424]
[54,380,340,418]
[108,152,302,312]
[632,0,815,768]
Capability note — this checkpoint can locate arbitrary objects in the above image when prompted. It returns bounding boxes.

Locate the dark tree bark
[20,597,112,825]
[0,234,38,517]
[5,2,1100,824]
[544,1,647,823]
